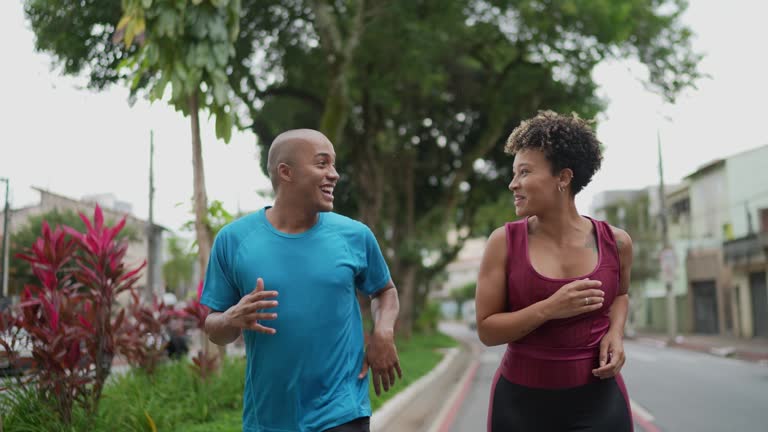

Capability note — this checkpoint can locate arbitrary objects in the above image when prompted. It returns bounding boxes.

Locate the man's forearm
[608,294,629,336]
[204,311,241,345]
[371,287,399,334]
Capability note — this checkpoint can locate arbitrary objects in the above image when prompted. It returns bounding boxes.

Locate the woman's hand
[592,330,626,379]
[543,279,605,320]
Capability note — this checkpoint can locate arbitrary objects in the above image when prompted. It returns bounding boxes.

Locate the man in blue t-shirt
[202,129,401,432]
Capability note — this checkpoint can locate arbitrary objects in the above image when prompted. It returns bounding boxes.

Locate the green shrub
[2,331,457,431]
[96,356,245,431]
[1,384,92,432]
[1,355,246,432]
[414,301,442,334]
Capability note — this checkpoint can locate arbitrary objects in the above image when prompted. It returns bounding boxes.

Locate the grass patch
[1,358,247,432]
[181,410,242,432]
[370,331,457,411]
[0,331,457,431]
[97,358,246,431]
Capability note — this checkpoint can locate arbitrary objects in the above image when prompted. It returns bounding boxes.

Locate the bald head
[267,129,331,191]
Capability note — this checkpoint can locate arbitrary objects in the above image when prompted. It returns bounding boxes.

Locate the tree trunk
[387,154,418,337]
[189,93,224,363]
[189,92,213,280]
[395,263,417,338]
[311,0,366,145]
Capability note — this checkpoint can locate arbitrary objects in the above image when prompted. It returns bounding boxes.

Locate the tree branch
[311,0,344,58]
[433,53,526,228]
[257,86,324,108]
[313,0,367,144]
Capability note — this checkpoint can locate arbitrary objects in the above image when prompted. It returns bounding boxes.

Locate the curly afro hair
[505,110,602,195]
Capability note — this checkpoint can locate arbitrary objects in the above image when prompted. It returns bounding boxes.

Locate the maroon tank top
[499,216,621,389]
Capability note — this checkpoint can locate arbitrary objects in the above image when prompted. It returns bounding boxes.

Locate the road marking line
[631,399,662,432]
[630,399,655,422]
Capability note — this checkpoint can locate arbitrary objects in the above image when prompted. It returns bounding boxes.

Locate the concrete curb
[634,336,768,363]
[370,347,462,431]
[426,356,480,432]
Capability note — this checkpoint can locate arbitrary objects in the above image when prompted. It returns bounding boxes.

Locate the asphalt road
[441,322,768,432]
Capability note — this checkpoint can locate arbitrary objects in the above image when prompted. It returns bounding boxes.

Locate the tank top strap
[590,217,620,269]
[504,219,527,278]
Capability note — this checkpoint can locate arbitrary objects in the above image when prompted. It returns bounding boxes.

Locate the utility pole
[147,131,156,300]
[1,177,9,299]
[658,131,678,341]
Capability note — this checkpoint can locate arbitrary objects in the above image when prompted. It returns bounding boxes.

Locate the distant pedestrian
[166,319,188,360]
[475,111,633,431]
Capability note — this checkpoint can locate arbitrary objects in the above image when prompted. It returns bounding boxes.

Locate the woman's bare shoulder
[608,224,633,255]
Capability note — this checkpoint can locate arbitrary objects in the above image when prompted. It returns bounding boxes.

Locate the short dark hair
[505,110,602,195]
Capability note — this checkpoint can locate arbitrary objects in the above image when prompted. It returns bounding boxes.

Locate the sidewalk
[631,331,768,363]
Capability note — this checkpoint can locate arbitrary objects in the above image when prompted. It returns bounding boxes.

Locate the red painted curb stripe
[437,360,481,432]
[633,412,662,432]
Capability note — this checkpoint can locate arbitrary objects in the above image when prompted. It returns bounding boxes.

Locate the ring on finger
[585,297,590,305]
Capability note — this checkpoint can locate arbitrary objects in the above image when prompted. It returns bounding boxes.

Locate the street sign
[660,247,677,285]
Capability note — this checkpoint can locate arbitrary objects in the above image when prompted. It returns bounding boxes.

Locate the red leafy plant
[180,299,217,381]
[13,221,93,423]
[116,291,173,375]
[8,205,159,424]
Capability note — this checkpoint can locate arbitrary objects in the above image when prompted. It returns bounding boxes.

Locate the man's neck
[267,198,320,234]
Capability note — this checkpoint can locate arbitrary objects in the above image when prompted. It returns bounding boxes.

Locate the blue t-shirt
[201,207,391,432]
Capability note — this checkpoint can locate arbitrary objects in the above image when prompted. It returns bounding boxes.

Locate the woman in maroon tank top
[475,111,633,431]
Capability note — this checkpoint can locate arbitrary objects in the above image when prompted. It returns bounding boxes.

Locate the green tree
[162,236,196,298]
[450,282,477,320]
[181,199,236,244]
[23,0,130,91]
[23,0,702,335]
[113,0,241,283]
[234,0,701,335]
[600,194,660,283]
[599,193,662,333]
[24,0,242,284]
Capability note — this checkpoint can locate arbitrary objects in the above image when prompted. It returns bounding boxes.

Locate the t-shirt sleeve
[201,230,241,312]
[355,226,392,296]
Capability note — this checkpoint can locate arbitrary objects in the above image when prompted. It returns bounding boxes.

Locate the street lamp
[0,177,9,299]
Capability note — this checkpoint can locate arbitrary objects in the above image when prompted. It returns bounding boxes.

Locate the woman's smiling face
[508,149,563,216]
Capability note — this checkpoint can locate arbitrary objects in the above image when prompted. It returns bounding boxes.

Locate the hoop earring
[558,185,564,192]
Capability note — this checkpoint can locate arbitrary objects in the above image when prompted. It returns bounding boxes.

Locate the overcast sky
[1,1,767,234]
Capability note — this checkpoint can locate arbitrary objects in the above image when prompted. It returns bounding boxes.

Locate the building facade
[721,145,768,338]
[592,144,768,339]
[590,186,691,334]
[0,187,164,302]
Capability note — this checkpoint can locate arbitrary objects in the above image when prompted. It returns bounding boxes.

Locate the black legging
[323,416,370,432]
[490,374,632,431]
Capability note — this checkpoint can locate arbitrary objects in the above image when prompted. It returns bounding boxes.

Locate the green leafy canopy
[113,0,242,142]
